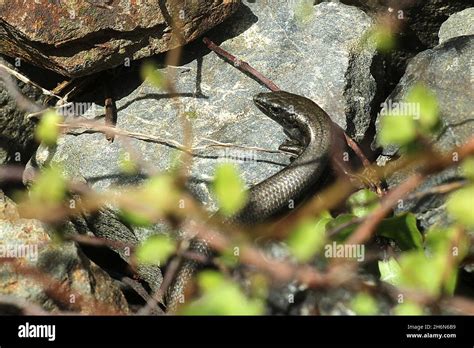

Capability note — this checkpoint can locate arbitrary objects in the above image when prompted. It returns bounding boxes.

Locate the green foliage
[118,151,139,174]
[212,163,248,217]
[348,189,379,217]
[462,157,474,181]
[217,247,240,268]
[326,213,358,241]
[378,257,402,286]
[393,301,424,315]
[370,24,396,53]
[141,62,166,89]
[406,83,439,131]
[380,227,466,297]
[30,166,67,204]
[446,185,474,228]
[119,209,153,227]
[293,0,315,25]
[328,211,422,251]
[181,271,264,315]
[247,273,269,299]
[377,213,423,251]
[378,84,440,147]
[119,174,180,226]
[287,216,330,262]
[397,251,445,296]
[351,293,378,315]
[378,115,416,147]
[35,110,63,147]
[135,234,176,265]
[425,227,468,294]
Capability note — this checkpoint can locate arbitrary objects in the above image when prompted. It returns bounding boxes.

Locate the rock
[439,8,474,44]
[338,0,473,96]
[28,1,380,302]
[374,35,474,228]
[340,0,472,48]
[0,58,43,165]
[402,0,472,48]
[0,0,241,78]
[0,191,130,314]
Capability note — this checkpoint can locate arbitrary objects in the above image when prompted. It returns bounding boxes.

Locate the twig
[66,233,133,251]
[347,138,474,246]
[59,118,285,156]
[26,102,75,119]
[0,66,41,113]
[0,61,65,103]
[197,137,283,154]
[406,180,467,200]
[343,132,384,196]
[203,37,281,92]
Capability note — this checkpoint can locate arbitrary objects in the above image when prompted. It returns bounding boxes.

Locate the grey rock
[0,0,241,77]
[339,0,472,48]
[403,0,473,48]
[0,191,129,314]
[374,35,474,228]
[0,58,43,165]
[29,1,380,294]
[439,8,474,44]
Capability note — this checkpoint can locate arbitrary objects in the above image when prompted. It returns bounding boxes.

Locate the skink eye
[270,106,279,114]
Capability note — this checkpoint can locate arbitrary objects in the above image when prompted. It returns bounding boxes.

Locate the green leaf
[119,209,153,227]
[393,302,424,315]
[181,271,264,315]
[140,62,166,89]
[248,273,269,299]
[293,0,314,25]
[326,214,358,241]
[378,115,416,147]
[287,217,330,262]
[212,163,248,217]
[406,83,439,131]
[216,247,240,268]
[119,174,180,226]
[35,110,63,146]
[351,293,378,315]
[135,234,176,265]
[446,185,474,228]
[378,257,402,286]
[142,174,180,212]
[348,189,379,217]
[376,213,423,250]
[462,157,474,181]
[370,24,396,53]
[30,166,67,204]
[425,227,467,294]
[397,251,444,296]
[118,151,138,174]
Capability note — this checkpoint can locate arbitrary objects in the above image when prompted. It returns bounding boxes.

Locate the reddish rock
[0,0,240,77]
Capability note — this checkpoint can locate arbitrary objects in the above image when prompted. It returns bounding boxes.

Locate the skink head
[253,91,317,130]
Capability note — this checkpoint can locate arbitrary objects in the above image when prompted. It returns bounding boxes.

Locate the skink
[165,90,338,311]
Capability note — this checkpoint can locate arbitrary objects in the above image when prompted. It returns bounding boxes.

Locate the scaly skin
[165,91,336,312]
